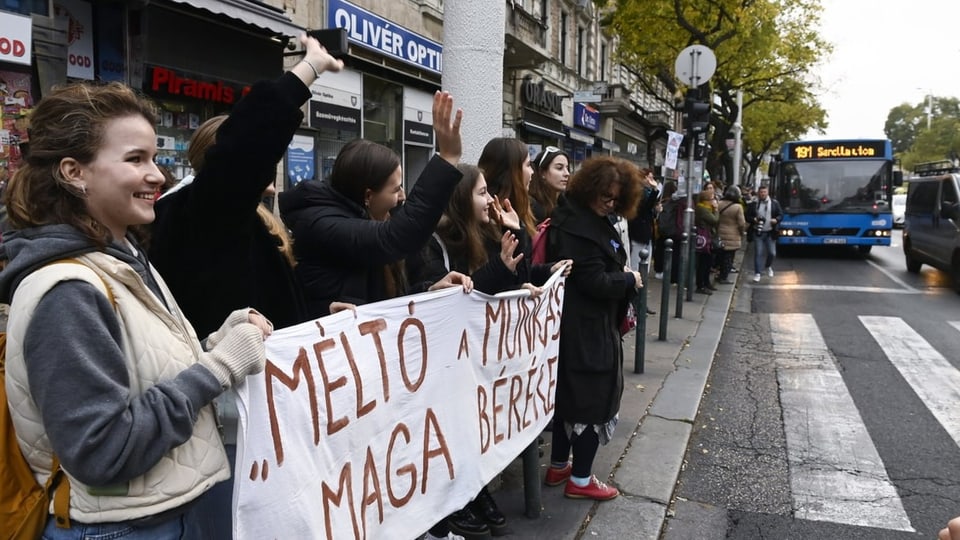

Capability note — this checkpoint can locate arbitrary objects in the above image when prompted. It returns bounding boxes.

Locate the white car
[892,193,906,227]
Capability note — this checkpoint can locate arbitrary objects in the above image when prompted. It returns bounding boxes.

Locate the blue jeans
[753,232,776,273]
[182,444,236,540]
[42,513,187,540]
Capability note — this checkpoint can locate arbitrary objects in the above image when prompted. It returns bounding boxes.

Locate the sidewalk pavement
[488,253,742,540]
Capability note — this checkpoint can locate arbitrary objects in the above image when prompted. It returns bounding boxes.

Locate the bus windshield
[781,159,890,213]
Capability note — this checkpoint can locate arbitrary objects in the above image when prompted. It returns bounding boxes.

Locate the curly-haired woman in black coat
[543,156,644,501]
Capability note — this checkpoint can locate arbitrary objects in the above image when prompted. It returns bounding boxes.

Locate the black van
[902,170,960,292]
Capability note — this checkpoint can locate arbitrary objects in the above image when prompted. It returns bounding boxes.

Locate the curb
[581,254,741,540]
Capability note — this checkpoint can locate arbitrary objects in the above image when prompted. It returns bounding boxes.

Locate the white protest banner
[664,129,684,170]
[235,272,565,540]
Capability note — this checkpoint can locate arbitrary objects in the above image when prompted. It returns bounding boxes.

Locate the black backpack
[658,199,680,237]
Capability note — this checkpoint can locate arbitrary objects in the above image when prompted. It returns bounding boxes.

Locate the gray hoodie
[0,225,223,487]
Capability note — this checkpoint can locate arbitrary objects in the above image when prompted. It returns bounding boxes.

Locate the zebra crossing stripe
[771,313,914,532]
[862,317,960,449]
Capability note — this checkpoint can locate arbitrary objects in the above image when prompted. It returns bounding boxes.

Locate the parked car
[902,173,960,292]
[892,193,906,227]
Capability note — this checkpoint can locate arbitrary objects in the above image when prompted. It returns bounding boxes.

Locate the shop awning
[566,127,596,144]
[518,120,565,140]
[164,0,304,37]
[595,136,622,153]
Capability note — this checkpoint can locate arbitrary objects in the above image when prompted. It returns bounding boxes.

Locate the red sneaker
[564,476,619,501]
[544,463,572,486]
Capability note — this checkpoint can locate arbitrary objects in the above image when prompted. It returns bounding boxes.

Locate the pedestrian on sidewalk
[715,185,747,284]
[654,181,681,282]
[745,183,782,282]
[694,185,719,294]
[543,156,644,501]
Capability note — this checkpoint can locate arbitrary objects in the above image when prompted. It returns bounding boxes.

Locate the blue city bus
[768,139,903,254]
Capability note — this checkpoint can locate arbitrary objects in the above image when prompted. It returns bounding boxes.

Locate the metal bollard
[659,239,673,340]
[521,441,541,518]
[686,230,696,301]
[675,232,688,318]
[633,249,649,374]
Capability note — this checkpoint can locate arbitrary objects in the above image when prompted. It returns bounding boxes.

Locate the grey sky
[804,0,960,141]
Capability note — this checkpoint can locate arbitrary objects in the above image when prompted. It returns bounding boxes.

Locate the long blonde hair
[190,115,296,266]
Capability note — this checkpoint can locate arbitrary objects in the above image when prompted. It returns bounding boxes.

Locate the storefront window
[154,100,230,179]
[362,75,402,156]
[0,68,33,181]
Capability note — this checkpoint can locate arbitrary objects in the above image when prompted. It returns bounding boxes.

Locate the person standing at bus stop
[746,184,782,282]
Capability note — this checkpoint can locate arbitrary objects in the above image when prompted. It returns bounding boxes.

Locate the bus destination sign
[787,141,887,160]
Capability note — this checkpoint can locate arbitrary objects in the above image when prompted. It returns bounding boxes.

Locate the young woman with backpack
[0,78,268,539]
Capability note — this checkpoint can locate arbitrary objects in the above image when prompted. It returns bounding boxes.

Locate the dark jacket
[531,192,567,226]
[627,187,660,244]
[745,196,783,241]
[279,156,462,318]
[408,230,520,295]
[546,200,636,424]
[149,72,309,336]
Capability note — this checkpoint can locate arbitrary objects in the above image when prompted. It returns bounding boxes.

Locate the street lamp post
[917,88,934,130]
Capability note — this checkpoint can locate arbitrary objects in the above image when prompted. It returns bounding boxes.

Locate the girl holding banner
[409,163,570,538]
[279,93,468,319]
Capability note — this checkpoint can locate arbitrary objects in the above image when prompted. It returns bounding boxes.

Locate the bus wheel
[857,245,872,256]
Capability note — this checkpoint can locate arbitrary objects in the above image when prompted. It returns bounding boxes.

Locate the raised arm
[176,34,343,232]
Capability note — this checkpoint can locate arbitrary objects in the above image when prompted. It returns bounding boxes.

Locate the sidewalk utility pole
[732,90,743,186]
[673,45,716,314]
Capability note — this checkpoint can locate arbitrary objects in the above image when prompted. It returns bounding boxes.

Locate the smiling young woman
[0,81,270,539]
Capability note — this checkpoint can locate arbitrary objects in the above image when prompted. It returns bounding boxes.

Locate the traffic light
[682,89,711,134]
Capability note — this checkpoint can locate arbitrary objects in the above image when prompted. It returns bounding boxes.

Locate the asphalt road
[664,233,960,539]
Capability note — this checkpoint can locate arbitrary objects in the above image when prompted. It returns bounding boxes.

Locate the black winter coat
[627,187,660,245]
[149,72,309,336]
[408,231,520,295]
[546,199,637,424]
[279,156,462,318]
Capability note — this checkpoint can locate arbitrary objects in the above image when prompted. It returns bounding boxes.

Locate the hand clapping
[491,196,520,230]
[499,231,523,272]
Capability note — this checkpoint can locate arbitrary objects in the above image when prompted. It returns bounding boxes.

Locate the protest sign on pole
[235,272,566,539]
[664,129,684,171]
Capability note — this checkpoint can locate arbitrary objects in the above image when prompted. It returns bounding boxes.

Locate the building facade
[1,0,674,191]
[1,0,303,183]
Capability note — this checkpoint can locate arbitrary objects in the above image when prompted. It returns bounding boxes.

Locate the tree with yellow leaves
[606,0,829,183]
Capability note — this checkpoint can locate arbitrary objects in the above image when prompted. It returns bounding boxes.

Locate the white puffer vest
[5,252,229,523]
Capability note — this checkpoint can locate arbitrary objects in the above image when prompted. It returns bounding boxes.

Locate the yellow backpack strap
[47,258,115,308]
[39,258,116,529]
